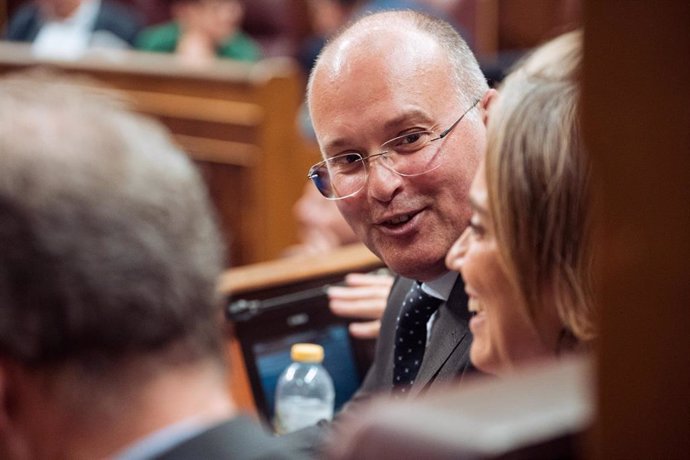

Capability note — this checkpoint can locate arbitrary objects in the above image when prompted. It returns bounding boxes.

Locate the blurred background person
[4,0,143,58]
[0,73,302,459]
[289,181,361,256]
[445,30,596,376]
[135,0,261,64]
[287,181,394,340]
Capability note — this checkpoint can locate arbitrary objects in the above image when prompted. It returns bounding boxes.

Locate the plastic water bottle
[274,343,335,434]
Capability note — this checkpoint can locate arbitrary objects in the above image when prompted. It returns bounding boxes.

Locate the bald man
[295,9,496,450]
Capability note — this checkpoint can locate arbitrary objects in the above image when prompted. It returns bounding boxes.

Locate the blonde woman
[446,31,596,376]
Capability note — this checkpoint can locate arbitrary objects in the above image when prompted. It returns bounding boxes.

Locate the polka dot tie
[392,281,442,394]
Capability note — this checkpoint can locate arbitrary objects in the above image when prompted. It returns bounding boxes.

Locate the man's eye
[330,153,363,168]
[401,132,423,144]
[392,131,431,153]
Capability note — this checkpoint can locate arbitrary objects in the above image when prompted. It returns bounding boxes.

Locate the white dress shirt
[421,270,459,345]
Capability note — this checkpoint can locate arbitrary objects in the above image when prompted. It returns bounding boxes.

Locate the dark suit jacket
[287,275,473,454]
[153,416,306,460]
[5,0,142,46]
[351,275,473,402]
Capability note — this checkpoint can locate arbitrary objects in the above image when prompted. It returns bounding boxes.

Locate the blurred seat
[326,355,593,460]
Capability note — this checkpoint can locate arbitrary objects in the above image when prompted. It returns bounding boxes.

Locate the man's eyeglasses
[308,99,480,200]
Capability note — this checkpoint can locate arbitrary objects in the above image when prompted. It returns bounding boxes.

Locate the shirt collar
[420,271,458,302]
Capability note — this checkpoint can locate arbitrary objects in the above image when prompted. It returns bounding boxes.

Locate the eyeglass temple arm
[437,98,481,139]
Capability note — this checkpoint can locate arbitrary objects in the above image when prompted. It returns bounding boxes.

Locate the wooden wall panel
[583,2,690,458]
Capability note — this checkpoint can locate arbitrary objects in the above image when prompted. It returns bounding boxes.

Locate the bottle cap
[291,343,324,363]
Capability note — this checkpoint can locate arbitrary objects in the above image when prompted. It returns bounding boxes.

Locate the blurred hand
[328,272,394,339]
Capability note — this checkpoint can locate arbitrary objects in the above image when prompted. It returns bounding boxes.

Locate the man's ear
[480,89,499,126]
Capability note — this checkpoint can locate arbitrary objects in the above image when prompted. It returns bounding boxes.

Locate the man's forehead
[317,24,443,80]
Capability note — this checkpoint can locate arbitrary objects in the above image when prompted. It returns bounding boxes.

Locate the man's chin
[363,235,447,279]
[380,254,446,281]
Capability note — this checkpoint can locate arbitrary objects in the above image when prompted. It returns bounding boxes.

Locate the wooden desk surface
[219,243,384,297]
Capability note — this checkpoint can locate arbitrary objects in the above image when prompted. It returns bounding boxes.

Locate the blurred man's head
[307,11,494,281]
[0,73,227,458]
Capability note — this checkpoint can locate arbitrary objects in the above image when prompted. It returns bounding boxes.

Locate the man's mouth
[377,209,422,227]
[387,214,413,225]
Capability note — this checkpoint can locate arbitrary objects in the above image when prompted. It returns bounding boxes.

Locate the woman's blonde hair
[485,30,597,345]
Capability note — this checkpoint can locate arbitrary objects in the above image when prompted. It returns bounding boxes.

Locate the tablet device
[228,285,373,425]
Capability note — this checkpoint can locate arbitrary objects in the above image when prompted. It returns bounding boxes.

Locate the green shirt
[135,22,261,62]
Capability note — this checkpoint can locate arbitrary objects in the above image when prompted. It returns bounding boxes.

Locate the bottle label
[274,395,334,434]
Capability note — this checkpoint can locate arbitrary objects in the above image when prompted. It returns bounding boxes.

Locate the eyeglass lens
[310,99,479,199]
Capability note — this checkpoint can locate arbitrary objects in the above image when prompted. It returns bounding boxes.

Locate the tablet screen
[229,285,372,424]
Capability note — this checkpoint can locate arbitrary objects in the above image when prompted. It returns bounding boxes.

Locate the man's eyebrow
[322,137,355,154]
[321,110,435,154]
[383,110,434,131]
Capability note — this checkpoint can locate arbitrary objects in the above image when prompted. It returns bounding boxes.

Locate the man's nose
[446,227,470,272]
[365,156,403,202]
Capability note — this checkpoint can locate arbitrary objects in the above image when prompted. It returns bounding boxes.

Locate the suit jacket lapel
[410,276,471,396]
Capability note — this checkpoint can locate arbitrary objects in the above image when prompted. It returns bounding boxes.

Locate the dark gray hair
[0,73,226,379]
